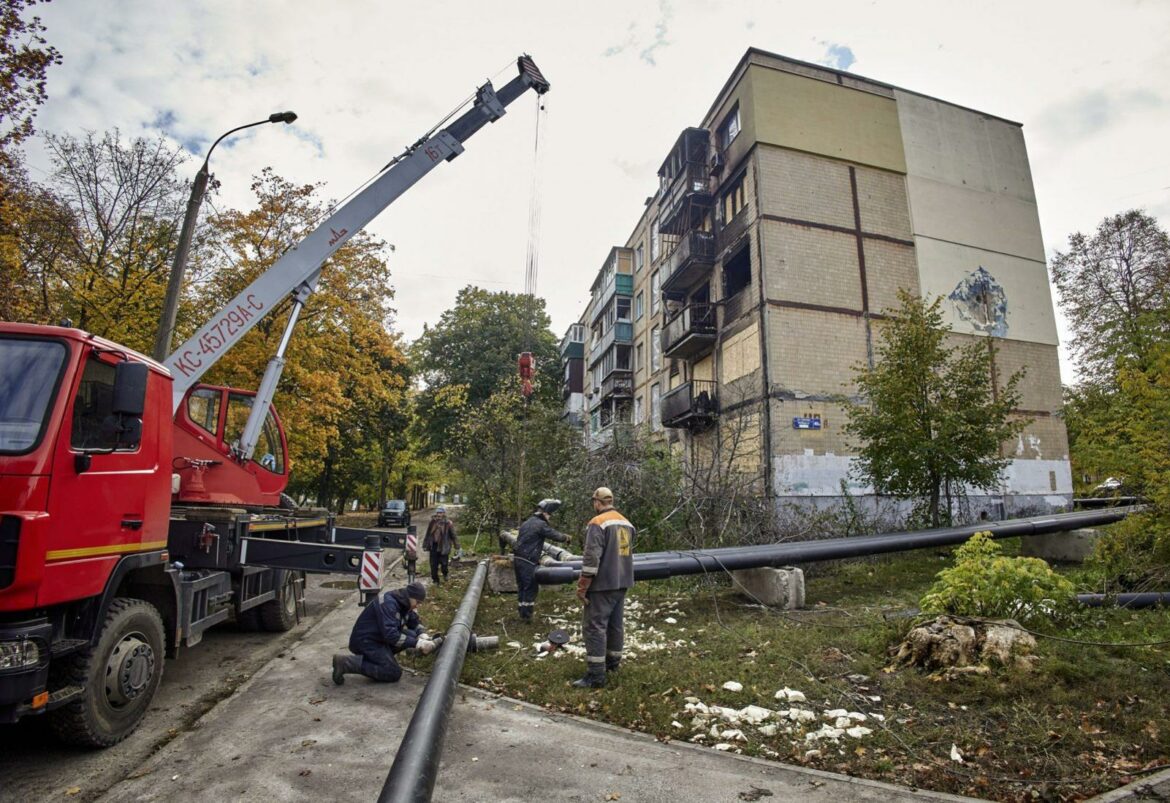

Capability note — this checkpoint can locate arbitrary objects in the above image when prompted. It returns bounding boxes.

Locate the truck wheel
[48,598,165,747]
[258,571,302,632]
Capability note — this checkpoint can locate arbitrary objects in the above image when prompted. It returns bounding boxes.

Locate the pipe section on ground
[1076,592,1170,609]
[499,529,578,562]
[535,507,1137,585]
[380,560,488,803]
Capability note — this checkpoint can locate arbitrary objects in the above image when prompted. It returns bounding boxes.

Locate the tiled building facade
[560,48,1071,516]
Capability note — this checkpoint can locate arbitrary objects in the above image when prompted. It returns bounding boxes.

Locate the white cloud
[22,0,1170,389]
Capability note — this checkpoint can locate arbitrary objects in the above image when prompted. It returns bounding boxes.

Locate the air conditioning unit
[709,151,725,175]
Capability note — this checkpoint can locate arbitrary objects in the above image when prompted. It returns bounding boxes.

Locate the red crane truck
[0,56,549,746]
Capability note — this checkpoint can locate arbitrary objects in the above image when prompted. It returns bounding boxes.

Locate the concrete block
[487,555,518,594]
[731,566,805,610]
[1020,528,1101,563]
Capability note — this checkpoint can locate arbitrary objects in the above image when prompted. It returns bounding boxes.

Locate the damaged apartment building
[560,47,1071,516]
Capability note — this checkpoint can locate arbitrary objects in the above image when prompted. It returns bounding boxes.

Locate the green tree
[198,169,408,504]
[845,291,1027,527]
[1050,210,1170,381]
[448,381,577,532]
[552,425,683,552]
[412,286,559,452]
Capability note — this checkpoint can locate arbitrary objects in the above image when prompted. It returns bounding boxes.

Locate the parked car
[378,499,411,527]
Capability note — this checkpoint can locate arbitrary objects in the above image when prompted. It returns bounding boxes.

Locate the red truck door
[41,352,169,606]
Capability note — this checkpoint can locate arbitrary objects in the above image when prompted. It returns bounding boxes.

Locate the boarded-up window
[721,322,760,382]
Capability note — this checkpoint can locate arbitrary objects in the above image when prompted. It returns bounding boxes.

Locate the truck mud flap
[239,537,364,575]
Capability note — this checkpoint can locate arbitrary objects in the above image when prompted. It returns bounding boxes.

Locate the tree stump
[890,616,1038,674]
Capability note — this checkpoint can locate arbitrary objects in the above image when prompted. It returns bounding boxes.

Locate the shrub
[920,532,1074,623]
[1085,512,1170,591]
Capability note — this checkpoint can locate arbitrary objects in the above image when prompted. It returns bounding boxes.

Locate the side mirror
[113,362,148,416]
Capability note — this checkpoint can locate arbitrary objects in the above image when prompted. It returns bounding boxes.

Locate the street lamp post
[152,111,298,361]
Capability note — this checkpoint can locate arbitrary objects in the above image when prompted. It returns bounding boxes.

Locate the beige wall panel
[915,237,1059,346]
[768,306,868,394]
[749,66,906,173]
[906,176,1046,263]
[854,167,912,240]
[706,68,755,171]
[894,89,1037,202]
[946,333,1064,413]
[756,146,854,228]
[770,399,856,457]
[722,321,760,383]
[1005,414,1070,463]
[863,239,920,314]
[762,221,862,309]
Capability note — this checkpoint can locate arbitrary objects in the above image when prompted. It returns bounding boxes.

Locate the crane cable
[524,93,548,299]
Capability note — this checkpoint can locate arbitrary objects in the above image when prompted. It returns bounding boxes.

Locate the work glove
[576,574,593,604]
[416,637,437,656]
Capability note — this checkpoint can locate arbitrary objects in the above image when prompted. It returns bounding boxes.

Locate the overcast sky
[24,0,1170,384]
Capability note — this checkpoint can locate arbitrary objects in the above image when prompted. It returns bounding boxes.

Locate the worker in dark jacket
[573,487,635,689]
[513,499,570,622]
[423,507,458,584]
[331,581,435,684]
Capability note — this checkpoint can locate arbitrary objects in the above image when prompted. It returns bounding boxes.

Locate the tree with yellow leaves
[193,169,410,508]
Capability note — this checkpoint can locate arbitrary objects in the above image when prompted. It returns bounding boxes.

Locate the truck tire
[48,598,165,747]
[258,570,302,632]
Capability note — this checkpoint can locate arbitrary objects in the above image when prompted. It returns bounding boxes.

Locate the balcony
[661,380,718,429]
[560,324,585,359]
[661,230,716,296]
[589,321,633,364]
[659,164,714,236]
[657,128,714,236]
[662,304,717,360]
[590,273,634,324]
[600,370,634,400]
[717,207,750,255]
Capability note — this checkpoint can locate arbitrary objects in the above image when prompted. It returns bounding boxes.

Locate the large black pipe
[536,507,1137,585]
[1077,592,1170,609]
[498,529,578,563]
[380,560,488,803]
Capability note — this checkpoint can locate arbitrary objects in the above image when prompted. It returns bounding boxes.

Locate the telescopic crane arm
[163,56,549,460]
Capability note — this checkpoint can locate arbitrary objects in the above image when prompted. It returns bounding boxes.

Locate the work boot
[332,653,362,685]
[606,658,621,673]
[571,664,607,689]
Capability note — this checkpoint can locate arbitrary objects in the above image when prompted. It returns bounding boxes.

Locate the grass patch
[412,549,1170,801]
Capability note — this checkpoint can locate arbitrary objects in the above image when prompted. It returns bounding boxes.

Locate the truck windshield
[0,338,68,454]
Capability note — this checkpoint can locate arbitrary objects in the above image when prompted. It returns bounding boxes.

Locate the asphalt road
[0,507,435,802]
[0,573,358,802]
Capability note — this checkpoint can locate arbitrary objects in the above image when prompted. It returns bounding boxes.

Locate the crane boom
[164,56,550,441]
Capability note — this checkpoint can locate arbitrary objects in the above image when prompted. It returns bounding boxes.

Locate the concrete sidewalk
[98,581,978,803]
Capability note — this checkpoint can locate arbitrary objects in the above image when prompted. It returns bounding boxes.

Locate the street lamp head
[269,111,297,125]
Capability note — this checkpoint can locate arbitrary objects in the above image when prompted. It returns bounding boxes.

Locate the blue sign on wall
[793,416,822,430]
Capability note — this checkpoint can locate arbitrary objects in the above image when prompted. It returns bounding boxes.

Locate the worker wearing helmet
[572,487,635,689]
[513,498,570,622]
[331,581,434,685]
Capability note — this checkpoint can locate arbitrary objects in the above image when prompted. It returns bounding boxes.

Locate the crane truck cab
[0,324,314,746]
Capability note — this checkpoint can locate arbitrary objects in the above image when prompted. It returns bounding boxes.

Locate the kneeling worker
[332,581,436,684]
[514,498,570,621]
